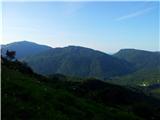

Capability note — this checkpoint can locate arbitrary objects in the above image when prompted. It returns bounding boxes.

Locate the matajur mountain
[1,41,160,81]
[1,41,52,59]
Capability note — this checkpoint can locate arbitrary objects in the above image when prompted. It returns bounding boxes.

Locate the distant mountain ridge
[114,48,160,70]
[2,41,159,82]
[1,41,52,59]
[23,45,134,79]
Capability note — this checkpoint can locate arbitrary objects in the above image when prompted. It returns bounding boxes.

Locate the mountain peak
[6,40,45,46]
[117,48,158,54]
[2,41,52,59]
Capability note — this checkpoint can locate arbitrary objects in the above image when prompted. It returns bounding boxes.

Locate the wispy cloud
[115,7,154,21]
[63,2,85,16]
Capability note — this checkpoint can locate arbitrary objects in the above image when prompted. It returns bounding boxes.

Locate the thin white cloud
[63,2,85,16]
[115,7,154,21]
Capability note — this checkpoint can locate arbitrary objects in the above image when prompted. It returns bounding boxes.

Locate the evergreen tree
[6,50,16,61]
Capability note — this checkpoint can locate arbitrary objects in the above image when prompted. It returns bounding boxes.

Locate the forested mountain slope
[23,46,134,79]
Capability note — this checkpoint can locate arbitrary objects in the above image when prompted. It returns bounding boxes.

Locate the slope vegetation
[2,57,160,120]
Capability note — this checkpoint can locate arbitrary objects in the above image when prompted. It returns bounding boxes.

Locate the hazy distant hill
[1,41,52,59]
[24,45,134,79]
[111,49,160,86]
[114,49,160,70]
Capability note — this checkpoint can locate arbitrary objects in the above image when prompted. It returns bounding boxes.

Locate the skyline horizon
[2,40,160,54]
[1,1,159,52]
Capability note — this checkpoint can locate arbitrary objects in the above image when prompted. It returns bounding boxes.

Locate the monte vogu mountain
[111,49,160,86]
[1,41,160,81]
[114,48,160,71]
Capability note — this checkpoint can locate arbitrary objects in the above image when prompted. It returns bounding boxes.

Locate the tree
[6,50,16,61]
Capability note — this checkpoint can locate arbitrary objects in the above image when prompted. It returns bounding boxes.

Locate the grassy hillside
[109,69,160,86]
[2,58,160,120]
[151,88,160,99]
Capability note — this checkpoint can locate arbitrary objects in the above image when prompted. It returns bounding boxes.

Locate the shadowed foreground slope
[2,57,160,120]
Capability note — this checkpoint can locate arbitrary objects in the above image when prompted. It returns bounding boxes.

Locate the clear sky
[1,1,159,53]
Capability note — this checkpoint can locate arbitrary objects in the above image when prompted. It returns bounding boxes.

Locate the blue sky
[1,1,159,53]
